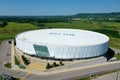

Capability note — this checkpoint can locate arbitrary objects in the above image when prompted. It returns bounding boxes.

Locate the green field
[0,22,38,43]
[115,53,120,60]
[0,21,120,49]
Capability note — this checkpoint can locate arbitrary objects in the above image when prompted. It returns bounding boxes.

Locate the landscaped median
[14,55,26,69]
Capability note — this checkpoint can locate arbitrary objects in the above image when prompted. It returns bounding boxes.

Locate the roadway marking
[21,72,31,80]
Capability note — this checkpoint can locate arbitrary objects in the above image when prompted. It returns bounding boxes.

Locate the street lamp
[0,61,4,74]
[116,72,119,80]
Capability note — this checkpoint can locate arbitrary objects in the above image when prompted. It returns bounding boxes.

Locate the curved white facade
[16,29,109,59]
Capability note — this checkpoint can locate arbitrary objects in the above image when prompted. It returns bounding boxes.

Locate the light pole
[0,61,4,74]
[116,72,119,80]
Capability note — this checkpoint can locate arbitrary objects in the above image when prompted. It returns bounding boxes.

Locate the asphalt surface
[92,71,120,80]
[0,40,26,78]
[0,40,120,80]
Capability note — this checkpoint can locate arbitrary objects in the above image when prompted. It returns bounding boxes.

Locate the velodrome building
[16,29,109,59]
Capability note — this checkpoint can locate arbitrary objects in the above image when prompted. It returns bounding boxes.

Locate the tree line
[0,12,120,25]
[0,16,70,23]
[0,21,8,27]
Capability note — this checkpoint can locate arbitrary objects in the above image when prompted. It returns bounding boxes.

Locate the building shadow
[103,48,115,61]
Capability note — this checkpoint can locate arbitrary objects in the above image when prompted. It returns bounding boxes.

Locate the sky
[0,0,120,16]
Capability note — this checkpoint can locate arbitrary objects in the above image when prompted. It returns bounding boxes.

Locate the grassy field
[0,21,120,49]
[45,21,120,49]
[115,53,120,60]
[0,22,38,43]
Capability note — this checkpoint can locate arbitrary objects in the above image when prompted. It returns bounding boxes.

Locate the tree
[0,21,8,27]
[3,21,8,26]
[14,56,20,65]
[46,62,51,69]
[4,63,11,68]
[14,38,16,45]
[21,55,30,65]
[53,62,59,67]
[59,60,64,65]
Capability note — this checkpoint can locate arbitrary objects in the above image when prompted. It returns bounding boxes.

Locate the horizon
[0,0,120,16]
[0,12,120,16]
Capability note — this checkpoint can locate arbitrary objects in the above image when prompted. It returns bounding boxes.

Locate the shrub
[0,76,2,80]
[8,40,11,44]
[53,62,59,67]
[59,60,64,65]
[14,56,20,65]
[14,38,16,46]
[21,55,30,65]
[0,21,8,27]
[4,63,11,68]
[115,53,120,60]
[46,62,61,69]
[46,62,51,69]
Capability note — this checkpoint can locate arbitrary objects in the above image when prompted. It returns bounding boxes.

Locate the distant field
[0,21,120,49]
[45,21,120,49]
[0,22,38,43]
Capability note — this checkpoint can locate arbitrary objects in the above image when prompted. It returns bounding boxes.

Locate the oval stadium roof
[16,29,109,46]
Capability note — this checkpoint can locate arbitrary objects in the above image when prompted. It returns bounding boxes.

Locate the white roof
[16,29,109,46]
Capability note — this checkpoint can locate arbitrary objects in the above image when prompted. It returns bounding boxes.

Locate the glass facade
[33,44,50,57]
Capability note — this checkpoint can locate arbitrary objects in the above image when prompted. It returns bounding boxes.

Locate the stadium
[16,29,109,59]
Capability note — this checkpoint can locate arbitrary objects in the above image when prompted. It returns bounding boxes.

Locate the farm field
[0,22,38,43]
[0,21,120,49]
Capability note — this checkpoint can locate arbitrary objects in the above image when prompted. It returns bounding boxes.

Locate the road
[92,71,120,80]
[0,40,120,80]
[0,40,26,78]
[24,61,120,80]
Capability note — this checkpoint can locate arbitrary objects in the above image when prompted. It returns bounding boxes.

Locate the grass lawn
[115,53,120,60]
[0,22,39,43]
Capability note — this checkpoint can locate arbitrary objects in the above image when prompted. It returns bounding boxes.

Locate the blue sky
[0,0,120,16]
